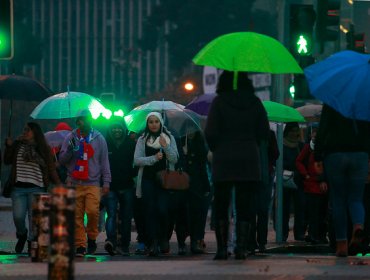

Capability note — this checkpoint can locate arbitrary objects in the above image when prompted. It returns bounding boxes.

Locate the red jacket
[296,143,324,195]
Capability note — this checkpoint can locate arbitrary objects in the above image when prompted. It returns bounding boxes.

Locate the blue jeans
[11,187,45,240]
[324,152,369,240]
[101,189,134,248]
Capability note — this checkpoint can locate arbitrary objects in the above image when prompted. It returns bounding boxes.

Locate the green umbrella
[124,100,203,137]
[193,32,303,74]
[263,101,305,123]
[30,91,109,120]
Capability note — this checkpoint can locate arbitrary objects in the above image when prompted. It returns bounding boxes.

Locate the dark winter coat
[106,134,137,192]
[205,91,270,183]
[179,132,211,197]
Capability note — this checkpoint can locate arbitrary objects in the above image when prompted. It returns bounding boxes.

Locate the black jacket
[106,135,137,192]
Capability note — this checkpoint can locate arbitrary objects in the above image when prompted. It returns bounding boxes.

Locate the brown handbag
[157,168,190,191]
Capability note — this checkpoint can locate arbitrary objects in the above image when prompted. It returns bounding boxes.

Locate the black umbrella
[0,75,53,136]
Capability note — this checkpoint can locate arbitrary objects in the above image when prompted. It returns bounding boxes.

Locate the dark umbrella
[185,93,216,116]
[0,75,53,136]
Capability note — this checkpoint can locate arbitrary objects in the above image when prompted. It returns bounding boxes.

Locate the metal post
[48,186,75,280]
[31,193,51,262]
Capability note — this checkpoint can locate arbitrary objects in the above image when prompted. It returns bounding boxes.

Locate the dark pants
[133,196,146,244]
[213,181,257,224]
[306,192,328,241]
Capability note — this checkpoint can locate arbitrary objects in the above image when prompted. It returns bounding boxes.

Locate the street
[2,198,370,279]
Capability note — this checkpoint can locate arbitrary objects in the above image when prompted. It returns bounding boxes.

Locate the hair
[143,115,170,139]
[27,122,52,161]
[283,122,299,138]
[216,70,255,94]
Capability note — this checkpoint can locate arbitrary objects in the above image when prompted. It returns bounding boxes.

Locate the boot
[15,231,28,254]
[349,224,365,256]
[214,220,229,260]
[191,239,205,254]
[336,240,348,257]
[234,221,251,260]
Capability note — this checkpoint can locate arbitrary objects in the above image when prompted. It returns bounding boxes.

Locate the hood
[218,91,260,110]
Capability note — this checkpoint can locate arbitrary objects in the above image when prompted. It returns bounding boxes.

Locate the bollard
[31,193,51,262]
[48,185,75,280]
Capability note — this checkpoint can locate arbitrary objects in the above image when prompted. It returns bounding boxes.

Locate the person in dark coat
[179,129,211,254]
[205,71,270,260]
[101,120,137,256]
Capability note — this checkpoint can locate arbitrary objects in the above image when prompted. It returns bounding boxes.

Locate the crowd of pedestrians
[2,71,370,260]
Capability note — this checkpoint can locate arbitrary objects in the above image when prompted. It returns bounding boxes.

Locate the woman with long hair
[4,122,61,254]
[133,112,178,256]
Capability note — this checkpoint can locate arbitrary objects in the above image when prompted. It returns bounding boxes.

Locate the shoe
[104,241,115,256]
[135,243,146,255]
[120,247,130,257]
[191,240,205,254]
[258,244,266,253]
[15,232,28,253]
[76,246,86,257]
[87,239,97,255]
[178,245,186,256]
[148,240,159,257]
[336,240,348,257]
[349,226,365,256]
[159,240,170,254]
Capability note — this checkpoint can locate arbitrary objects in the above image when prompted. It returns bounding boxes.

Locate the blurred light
[184,82,194,92]
[289,83,295,99]
[340,25,349,33]
[102,109,112,119]
[113,109,124,117]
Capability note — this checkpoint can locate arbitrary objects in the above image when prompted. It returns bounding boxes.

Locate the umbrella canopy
[304,50,370,121]
[296,104,322,122]
[0,75,52,101]
[44,130,71,148]
[193,32,303,74]
[30,91,108,120]
[262,101,305,123]
[185,94,305,123]
[124,100,203,137]
[185,93,216,116]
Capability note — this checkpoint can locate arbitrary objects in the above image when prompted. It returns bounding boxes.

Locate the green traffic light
[289,83,295,99]
[296,34,312,56]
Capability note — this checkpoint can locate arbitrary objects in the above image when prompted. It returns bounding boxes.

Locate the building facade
[3,0,171,101]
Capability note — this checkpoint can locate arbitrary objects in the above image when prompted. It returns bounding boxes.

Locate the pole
[48,185,75,280]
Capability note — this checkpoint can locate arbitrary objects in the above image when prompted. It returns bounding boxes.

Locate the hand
[314,161,324,175]
[5,137,13,147]
[159,135,167,148]
[319,182,328,193]
[156,152,163,160]
[102,186,110,196]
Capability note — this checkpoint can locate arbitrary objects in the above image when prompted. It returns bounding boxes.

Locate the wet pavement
[2,197,370,279]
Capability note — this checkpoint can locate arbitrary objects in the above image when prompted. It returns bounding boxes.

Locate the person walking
[133,111,178,256]
[59,109,111,257]
[205,71,270,260]
[296,126,329,244]
[314,104,370,257]
[102,120,137,256]
[4,122,61,254]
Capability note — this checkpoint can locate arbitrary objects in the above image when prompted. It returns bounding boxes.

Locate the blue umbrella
[304,50,370,121]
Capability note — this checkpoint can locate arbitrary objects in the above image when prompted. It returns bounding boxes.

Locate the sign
[202,66,219,94]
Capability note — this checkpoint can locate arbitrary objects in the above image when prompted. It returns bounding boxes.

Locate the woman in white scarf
[133,111,178,256]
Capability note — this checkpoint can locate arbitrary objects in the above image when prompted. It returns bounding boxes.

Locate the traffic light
[290,5,316,56]
[0,0,14,60]
[316,0,340,42]
[347,30,366,54]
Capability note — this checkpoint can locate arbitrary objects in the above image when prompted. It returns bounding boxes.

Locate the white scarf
[146,133,170,149]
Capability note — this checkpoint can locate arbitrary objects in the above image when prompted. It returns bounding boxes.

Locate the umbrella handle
[8,99,13,137]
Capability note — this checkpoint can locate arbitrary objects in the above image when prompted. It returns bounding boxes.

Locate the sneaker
[76,246,86,257]
[87,239,97,255]
[117,246,130,256]
[104,241,115,256]
[159,240,170,254]
[135,242,146,255]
